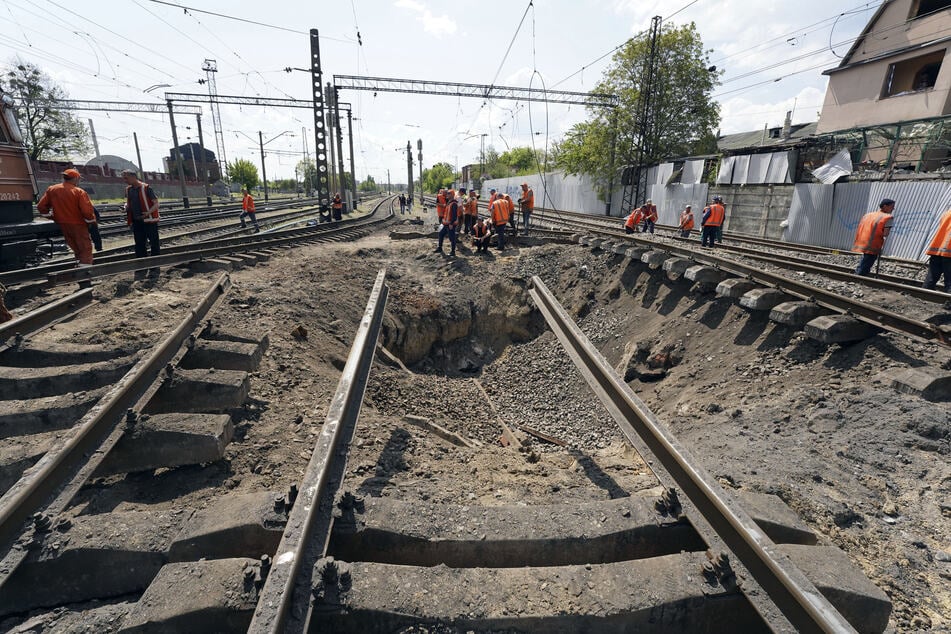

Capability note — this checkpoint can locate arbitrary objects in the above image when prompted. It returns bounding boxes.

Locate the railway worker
[121,169,160,258]
[922,207,951,292]
[332,192,343,222]
[487,188,497,214]
[624,207,644,234]
[852,198,896,276]
[464,189,479,235]
[490,192,510,250]
[518,182,535,235]
[399,193,406,214]
[641,199,658,234]
[88,206,103,252]
[37,168,97,266]
[436,188,447,226]
[240,188,260,232]
[472,216,490,253]
[505,194,516,232]
[678,205,694,238]
[435,188,460,256]
[700,195,726,248]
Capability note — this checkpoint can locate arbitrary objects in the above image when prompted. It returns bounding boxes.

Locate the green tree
[553,22,721,200]
[226,159,259,191]
[358,175,377,192]
[499,146,545,176]
[1,60,91,160]
[296,159,317,191]
[271,178,298,192]
[422,162,455,191]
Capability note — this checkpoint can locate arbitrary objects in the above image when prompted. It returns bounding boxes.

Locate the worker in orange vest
[640,199,658,234]
[435,189,460,256]
[518,182,534,235]
[121,168,161,258]
[240,187,260,232]
[332,192,343,222]
[679,205,694,238]
[435,188,447,225]
[487,188,497,212]
[472,216,490,253]
[923,207,951,292]
[490,193,511,250]
[853,198,896,276]
[504,194,516,232]
[701,195,726,248]
[463,189,478,235]
[624,208,642,234]
[37,168,97,266]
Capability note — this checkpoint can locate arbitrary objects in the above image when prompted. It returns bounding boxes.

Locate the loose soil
[2,211,949,633]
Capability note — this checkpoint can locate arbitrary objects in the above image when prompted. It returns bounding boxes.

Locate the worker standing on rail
[852,198,896,276]
[518,182,535,235]
[240,188,260,232]
[700,195,725,248]
[641,199,658,234]
[37,168,97,267]
[678,205,694,238]
[491,192,510,250]
[922,207,951,292]
[435,189,460,256]
[332,192,343,222]
[121,169,160,258]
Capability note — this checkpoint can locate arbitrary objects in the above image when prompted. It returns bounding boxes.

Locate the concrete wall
[712,185,796,239]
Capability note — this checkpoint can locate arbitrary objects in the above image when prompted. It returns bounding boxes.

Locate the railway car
[0,91,59,269]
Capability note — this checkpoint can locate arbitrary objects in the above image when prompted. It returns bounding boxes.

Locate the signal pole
[406,140,414,202]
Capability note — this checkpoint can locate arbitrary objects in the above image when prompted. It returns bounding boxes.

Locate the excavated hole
[381,279,547,377]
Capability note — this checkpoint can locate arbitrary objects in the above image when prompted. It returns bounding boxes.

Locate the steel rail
[527,275,858,634]
[0,272,231,585]
[247,268,389,634]
[0,287,92,343]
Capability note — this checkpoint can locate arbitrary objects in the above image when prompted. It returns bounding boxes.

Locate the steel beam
[13,99,200,115]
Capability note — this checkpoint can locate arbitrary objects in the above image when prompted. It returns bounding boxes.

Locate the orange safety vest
[243,193,255,213]
[332,196,342,209]
[436,193,447,220]
[853,210,893,255]
[520,188,534,211]
[506,197,515,216]
[624,210,640,229]
[703,203,725,227]
[642,204,658,222]
[125,183,160,225]
[926,208,951,257]
[442,200,459,226]
[680,210,694,230]
[473,222,488,238]
[491,198,510,226]
[488,193,497,210]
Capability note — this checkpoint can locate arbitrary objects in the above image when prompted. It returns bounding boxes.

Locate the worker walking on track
[701,195,726,248]
[518,182,534,235]
[491,193,510,250]
[641,199,658,234]
[923,207,951,292]
[121,169,161,258]
[37,168,97,267]
[853,198,896,276]
[435,189,460,256]
[240,188,260,232]
[679,205,694,238]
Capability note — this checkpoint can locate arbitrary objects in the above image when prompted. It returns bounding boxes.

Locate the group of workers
[433,182,534,256]
[37,168,161,272]
[624,195,724,246]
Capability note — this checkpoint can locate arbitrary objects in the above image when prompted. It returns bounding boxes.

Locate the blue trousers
[924,255,951,292]
[438,225,456,251]
[855,253,878,276]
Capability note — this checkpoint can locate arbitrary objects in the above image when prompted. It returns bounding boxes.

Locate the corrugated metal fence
[784,181,951,260]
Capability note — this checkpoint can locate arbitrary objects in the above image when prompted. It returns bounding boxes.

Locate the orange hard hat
[63,168,81,179]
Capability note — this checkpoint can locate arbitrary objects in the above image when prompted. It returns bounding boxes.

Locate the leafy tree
[296,159,318,191]
[358,175,377,192]
[226,159,259,191]
[554,23,721,200]
[1,61,91,160]
[270,178,298,192]
[422,162,455,191]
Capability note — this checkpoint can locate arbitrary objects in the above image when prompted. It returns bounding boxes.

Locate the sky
[0,0,880,184]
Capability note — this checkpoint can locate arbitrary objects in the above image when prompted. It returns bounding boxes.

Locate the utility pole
[417,139,423,206]
[387,169,391,193]
[347,108,357,209]
[201,59,228,180]
[133,132,144,175]
[88,119,101,159]
[258,131,269,203]
[196,114,212,205]
[332,85,346,209]
[406,140,414,203]
[309,29,332,222]
[325,82,338,195]
[621,15,661,216]
[167,100,189,208]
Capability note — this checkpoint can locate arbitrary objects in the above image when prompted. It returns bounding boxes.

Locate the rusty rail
[528,275,858,634]
[248,268,389,634]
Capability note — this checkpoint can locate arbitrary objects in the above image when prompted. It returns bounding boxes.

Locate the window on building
[910,0,951,18]
[881,50,945,97]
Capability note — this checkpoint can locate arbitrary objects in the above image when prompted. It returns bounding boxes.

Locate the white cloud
[393,0,457,37]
